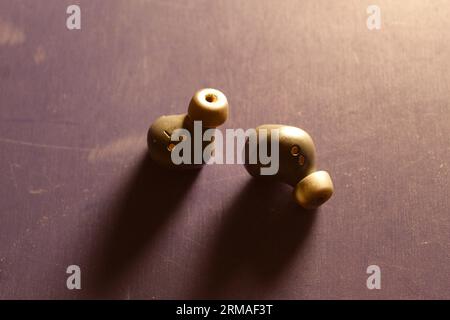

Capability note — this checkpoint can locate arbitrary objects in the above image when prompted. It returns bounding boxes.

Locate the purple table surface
[0,0,449,299]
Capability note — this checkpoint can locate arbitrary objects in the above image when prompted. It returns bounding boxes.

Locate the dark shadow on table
[191,178,317,299]
[85,152,200,298]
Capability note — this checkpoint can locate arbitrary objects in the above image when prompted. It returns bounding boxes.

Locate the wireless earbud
[244,124,334,209]
[147,88,229,169]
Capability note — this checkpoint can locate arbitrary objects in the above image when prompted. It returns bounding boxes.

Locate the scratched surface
[0,0,449,299]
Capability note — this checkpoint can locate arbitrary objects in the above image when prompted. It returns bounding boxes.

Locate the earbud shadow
[86,153,200,298]
[192,178,317,299]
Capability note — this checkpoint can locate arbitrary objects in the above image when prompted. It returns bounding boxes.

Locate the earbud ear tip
[187,88,229,128]
[294,171,334,209]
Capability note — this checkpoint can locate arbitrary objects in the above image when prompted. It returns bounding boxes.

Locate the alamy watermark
[170,121,280,176]
[66,265,81,290]
[66,5,81,30]
[367,5,381,30]
[366,265,381,290]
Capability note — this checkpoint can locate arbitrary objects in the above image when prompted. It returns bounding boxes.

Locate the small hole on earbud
[205,93,218,103]
[291,145,300,156]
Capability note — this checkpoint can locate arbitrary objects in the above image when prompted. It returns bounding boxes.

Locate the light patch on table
[33,46,46,65]
[88,134,145,162]
[38,215,49,226]
[0,18,25,46]
[29,188,48,195]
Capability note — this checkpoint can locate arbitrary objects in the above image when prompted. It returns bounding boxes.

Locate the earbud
[244,124,334,209]
[147,88,229,169]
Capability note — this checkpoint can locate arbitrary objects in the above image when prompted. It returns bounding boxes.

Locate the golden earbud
[244,124,334,209]
[147,88,229,169]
